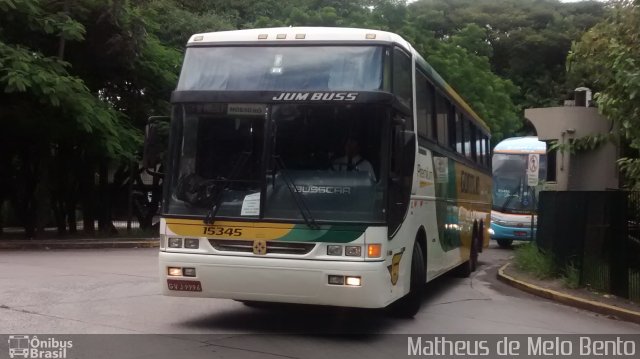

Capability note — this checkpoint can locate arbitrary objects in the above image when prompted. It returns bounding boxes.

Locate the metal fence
[536,191,640,302]
[0,165,162,238]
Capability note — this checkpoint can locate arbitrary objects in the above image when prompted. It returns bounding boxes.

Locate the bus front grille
[209,239,315,255]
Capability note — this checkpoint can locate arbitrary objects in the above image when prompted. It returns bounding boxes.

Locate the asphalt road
[1,244,638,358]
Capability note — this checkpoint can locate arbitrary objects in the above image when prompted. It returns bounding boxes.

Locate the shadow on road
[177,270,466,335]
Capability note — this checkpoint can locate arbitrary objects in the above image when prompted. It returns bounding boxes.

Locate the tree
[407,0,607,109]
[568,0,640,188]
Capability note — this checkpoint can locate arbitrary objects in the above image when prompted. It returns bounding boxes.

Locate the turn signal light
[367,244,381,258]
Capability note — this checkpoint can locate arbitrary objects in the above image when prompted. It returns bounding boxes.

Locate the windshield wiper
[204,152,251,224]
[273,156,320,230]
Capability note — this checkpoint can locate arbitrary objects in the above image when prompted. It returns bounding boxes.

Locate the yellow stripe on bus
[165,219,295,240]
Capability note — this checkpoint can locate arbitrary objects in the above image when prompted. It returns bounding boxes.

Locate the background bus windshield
[176,46,383,91]
[492,153,547,214]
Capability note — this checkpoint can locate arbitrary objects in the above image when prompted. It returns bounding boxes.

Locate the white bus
[148,27,492,317]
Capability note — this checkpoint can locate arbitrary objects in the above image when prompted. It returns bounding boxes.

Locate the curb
[0,239,159,250]
[497,262,640,325]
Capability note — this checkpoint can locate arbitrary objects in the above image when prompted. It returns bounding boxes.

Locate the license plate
[514,231,528,237]
[167,279,202,292]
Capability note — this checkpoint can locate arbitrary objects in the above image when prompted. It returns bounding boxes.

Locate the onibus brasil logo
[8,335,72,359]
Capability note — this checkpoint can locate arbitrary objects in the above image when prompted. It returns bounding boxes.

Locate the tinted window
[393,48,412,109]
[416,70,434,139]
[471,125,478,162]
[178,46,384,91]
[435,92,449,146]
[456,112,464,154]
[463,118,472,159]
[448,104,456,150]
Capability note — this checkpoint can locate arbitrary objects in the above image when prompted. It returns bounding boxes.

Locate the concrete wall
[524,107,618,191]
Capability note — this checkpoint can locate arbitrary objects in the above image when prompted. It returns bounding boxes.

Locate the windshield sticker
[227,103,266,116]
[241,192,261,216]
[433,157,449,183]
[272,92,358,101]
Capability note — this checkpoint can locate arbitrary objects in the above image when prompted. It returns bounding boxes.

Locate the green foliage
[548,133,616,154]
[0,0,181,236]
[514,243,557,279]
[0,0,612,235]
[408,0,607,112]
[568,0,640,188]
[562,261,581,289]
[417,37,520,142]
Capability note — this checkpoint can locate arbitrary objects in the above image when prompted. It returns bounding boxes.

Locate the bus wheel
[470,232,479,272]
[388,241,425,318]
[497,239,513,248]
[455,232,478,278]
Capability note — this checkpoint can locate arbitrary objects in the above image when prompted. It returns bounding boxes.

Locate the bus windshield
[166,103,387,223]
[176,46,384,91]
[492,153,547,214]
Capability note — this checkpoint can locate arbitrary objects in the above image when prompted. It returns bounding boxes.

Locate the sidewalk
[0,237,159,250]
[498,262,640,325]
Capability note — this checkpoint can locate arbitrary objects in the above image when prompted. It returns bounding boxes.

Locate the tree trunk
[98,162,110,234]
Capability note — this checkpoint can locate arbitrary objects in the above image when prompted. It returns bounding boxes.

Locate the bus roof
[494,136,547,154]
[186,27,489,132]
[187,27,412,47]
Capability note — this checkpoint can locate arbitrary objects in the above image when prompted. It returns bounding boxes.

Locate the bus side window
[416,70,434,139]
[456,111,464,155]
[435,92,448,146]
[486,137,492,167]
[471,125,478,163]
[388,117,415,237]
[448,103,456,151]
[393,47,412,112]
[463,117,472,160]
[480,135,487,167]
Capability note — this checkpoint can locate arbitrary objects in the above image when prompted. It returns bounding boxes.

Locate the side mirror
[143,116,170,169]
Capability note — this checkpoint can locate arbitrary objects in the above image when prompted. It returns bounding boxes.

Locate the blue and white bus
[490,137,546,248]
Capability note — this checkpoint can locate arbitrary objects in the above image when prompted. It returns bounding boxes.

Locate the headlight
[168,238,183,248]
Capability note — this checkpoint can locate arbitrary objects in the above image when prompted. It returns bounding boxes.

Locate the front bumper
[159,252,394,308]
[490,222,536,241]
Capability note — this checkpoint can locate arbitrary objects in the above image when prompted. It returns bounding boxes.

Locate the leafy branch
[548,133,616,154]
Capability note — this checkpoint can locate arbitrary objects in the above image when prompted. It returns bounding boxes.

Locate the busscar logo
[272,92,358,101]
[295,185,351,194]
[8,335,73,359]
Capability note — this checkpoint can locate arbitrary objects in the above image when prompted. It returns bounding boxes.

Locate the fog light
[488,228,495,235]
[345,246,362,257]
[168,238,182,248]
[328,275,344,285]
[168,267,182,276]
[367,244,381,258]
[182,268,196,277]
[184,238,199,249]
[327,245,342,256]
[345,276,361,286]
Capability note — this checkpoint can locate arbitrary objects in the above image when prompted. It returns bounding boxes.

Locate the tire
[470,230,478,272]
[478,222,484,253]
[455,232,478,277]
[497,238,513,248]
[388,241,425,318]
